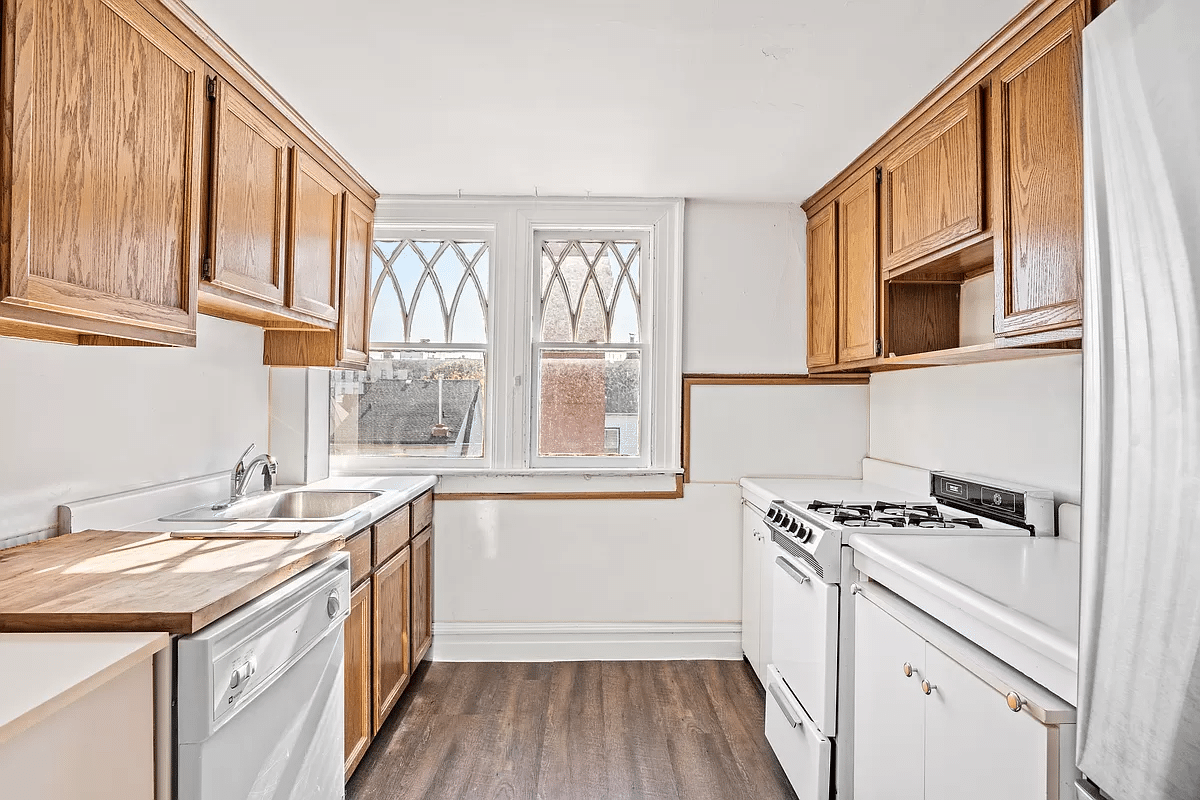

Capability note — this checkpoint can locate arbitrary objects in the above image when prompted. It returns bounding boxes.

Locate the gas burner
[916,515,983,530]
[839,516,906,528]
[808,501,849,515]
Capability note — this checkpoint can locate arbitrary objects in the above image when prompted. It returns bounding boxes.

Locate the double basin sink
[161,490,383,524]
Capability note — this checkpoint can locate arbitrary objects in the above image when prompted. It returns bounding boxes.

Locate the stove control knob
[229,669,240,689]
[788,520,800,534]
[327,589,342,619]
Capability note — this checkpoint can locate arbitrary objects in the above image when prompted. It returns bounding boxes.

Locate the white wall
[869,354,1084,503]
[683,201,807,374]
[0,316,269,547]
[431,202,872,647]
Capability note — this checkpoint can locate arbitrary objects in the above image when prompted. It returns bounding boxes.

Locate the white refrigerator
[1080,1,1200,799]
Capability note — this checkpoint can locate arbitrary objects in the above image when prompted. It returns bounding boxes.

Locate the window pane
[537,349,640,457]
[331,350,486,458]
[540,239,642,343]
[370,238,489,345]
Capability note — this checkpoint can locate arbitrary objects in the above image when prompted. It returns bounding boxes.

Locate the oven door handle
[769,683,802,729]
[776,556,811,586]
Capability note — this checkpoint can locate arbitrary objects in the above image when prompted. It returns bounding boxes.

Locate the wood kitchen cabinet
[263,191,373,369]
[991,4,1086,342]
[0,0,206,348]
[372,544,411,731]
[342,490,435,780]
[343,580,372,778]
[802,0,1087,372]
[838,171,881,364]
[411,527,434,665]
[288,150,344,324]
[806,204,838,370]
[205,78,290,306]
[853,589,1077,800]
[881,88,986,273]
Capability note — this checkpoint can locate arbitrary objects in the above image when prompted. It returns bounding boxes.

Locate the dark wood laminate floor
[347,660,799,800]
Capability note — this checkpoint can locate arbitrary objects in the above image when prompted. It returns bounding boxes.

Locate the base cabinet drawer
[765,666,832,800]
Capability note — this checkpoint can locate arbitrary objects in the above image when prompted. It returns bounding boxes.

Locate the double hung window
[330,198,682,485]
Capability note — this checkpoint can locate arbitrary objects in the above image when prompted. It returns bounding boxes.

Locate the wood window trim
[435,373,869,500]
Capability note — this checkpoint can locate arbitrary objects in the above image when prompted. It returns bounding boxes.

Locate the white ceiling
[184,0,1027,201]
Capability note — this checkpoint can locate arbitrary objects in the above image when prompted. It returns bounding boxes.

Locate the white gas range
[755,471,1054,800]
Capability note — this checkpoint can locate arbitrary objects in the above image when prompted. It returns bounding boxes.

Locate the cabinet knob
[921,680,936,696]
[1006,692,1024,713]
[903,662,917,678]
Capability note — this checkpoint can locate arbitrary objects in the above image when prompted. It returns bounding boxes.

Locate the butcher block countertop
[0,529,345,634]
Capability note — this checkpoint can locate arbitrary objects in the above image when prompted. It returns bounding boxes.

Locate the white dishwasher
[176,552,350,800]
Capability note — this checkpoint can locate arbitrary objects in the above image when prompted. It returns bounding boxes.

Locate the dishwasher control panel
[175,553,351,743]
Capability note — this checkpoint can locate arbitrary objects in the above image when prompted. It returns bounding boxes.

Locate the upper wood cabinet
[881,89,986,273]
[288,151,344,324]
[838,171,881,363]
[991,5,1085,340]
[806,204,838,370]
[339,195,374,368]
[207,79,289,305]
[0,0,206,347]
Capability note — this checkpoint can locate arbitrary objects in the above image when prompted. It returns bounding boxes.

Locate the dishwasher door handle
[776,556,811,586]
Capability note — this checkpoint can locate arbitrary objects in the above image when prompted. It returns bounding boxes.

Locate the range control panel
[930,472,1055,536]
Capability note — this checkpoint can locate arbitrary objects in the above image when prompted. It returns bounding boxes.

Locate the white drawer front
[766,668,832,800]
[771,552,839,734]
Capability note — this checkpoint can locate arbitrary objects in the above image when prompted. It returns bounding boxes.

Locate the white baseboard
[428,622,743,662]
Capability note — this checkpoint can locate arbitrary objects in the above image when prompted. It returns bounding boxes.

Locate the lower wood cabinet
[343,581,372,777]
[372,544,411,730]
[411,528,433,664]
[341,490,435,781]
[853,588,1077,800]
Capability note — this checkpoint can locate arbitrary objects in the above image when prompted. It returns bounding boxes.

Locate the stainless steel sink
[161,490,383,523]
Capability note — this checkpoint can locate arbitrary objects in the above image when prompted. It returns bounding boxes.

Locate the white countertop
[0,632,168,744]
[850,533,1080,702]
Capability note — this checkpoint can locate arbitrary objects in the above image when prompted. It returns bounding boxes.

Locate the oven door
[770,548,839,735]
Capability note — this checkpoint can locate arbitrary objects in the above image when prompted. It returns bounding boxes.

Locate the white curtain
[1079,2,1200,799]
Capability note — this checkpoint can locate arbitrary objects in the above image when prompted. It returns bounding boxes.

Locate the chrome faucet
[214,444,278,510]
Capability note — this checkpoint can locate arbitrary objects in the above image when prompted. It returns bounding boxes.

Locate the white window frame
[331,196,684,487]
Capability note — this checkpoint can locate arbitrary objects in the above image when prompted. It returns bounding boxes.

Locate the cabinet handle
[903,662,917,679]
[1006,692,1024,713]
[921,679,936,696]
[776,557,811,586]
[769,684,802,729]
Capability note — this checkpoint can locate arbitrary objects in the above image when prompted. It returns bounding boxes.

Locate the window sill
[330,467,684,499]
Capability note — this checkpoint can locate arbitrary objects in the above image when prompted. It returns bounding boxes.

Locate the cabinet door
[339,194,374,368]
[923,646,1053,800]
[288,150,343,322]
[740,504,762,678]
[806,203,838,369]
[992,5,1085,338]
[853,595,925,800]
[411,527,433,665]
[2,0,205,345]
[372,545,411,731]
[344,580,372,779]
[838,171,880,363]
[208,79,289,304]
[881,88,985,270]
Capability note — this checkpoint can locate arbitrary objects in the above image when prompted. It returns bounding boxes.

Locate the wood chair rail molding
[435,374,867,500]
